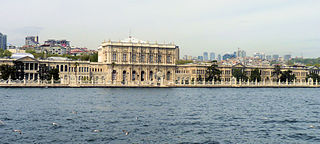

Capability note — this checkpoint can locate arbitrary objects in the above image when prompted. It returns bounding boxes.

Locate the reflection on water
[0,88,320,143]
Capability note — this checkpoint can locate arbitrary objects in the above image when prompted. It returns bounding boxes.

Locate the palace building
[0,37,315,87]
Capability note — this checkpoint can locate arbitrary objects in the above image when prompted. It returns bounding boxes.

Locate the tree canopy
[250,68,261,82]
[306,72,320,82]
[272,65,282,80]
[0,49,12,58]
[280,70,296,82]
[232,68,248,82]
[205,62,221,82]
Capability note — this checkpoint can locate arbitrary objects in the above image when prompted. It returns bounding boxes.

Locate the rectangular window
[158,55,162,63]
[141,54,145,63]
[149,55,153,63]
[123,54,127,62]
[35,63,38,70]
[26,63,29,70]
[30,63,34,70]
[132,54,136,62]
[112,53,117,61]
[166,55,171,63]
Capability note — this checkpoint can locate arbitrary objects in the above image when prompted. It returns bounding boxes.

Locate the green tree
[250,68,261,82]
[232,68,248,82]
[3,50,12,57]
[272,65,282,81]
[47,68,60,81]
[280,70,296,82]
[205,61,221,82]
[306,72,320,82]
[89,53,98,62]
[0,64,16,80]
[25,48,36,54]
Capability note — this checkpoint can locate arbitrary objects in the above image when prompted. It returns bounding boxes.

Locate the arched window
[132,71,136,81]
[112,70,117,81]
[167,71,171,80]
[149,71,153,81]
[123,71,126,81]
[141,71,145,81]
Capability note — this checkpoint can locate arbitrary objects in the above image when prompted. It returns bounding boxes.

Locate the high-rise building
[25,36,39,46]
[203,52,208,61]
[210,52,215,61]
[183,55,188,60]
[284,54,291,61]
[266,55,272,60]
[198,56,204,61]
[272,54,279,60]
[218,54,221,61]
[236,48,246,58]
[254,52,265,60]
[223,53,236,60]
[0,32,7,50]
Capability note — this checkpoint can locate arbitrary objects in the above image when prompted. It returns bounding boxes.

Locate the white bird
[0,120,4,125]
[310,125,315,128]
[122,130,129,136]
[93,129,100,133]
[13,129,22,134]
[52,122,59,126]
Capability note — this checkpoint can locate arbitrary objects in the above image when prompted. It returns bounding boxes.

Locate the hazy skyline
[1,0,319,57]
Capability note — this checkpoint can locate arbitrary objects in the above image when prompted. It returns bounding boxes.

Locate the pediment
[232,63,245,68]
[16,56,38,62]
[308,66,319,70]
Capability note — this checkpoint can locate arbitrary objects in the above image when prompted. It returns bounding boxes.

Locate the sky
[0,0,320,58]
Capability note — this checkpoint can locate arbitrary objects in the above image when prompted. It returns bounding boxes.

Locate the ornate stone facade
[97,37,179,85]
[0,37,315,87]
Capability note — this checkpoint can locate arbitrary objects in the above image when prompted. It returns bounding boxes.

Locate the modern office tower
[0,32,7,50]
[284,54,292,61]
[272,54,279,60]
[198,56,204,61]
[223,53,236,60]
[203,52,208,61]
[210,52,215,61]
[254,52,266,60]
[25,36,39,46]
[237,49,246,58]
[266,55,272,60]
[218,54,221,61]
[183,55,188,60]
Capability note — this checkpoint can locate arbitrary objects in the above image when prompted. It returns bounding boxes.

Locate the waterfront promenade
[0,79,319,88]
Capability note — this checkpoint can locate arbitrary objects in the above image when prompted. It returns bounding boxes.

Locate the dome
[11,53,34,59]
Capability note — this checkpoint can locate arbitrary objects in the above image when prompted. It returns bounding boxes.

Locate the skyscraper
[210,52,215,61]
[284,54,291,61]
[198,56,204,61]
[203,52,208,61]
[272,54,279,60]
[0,32,7,50]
